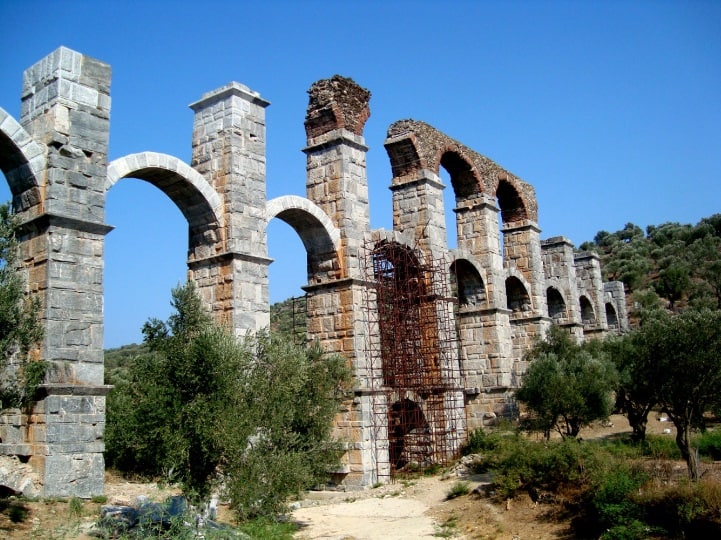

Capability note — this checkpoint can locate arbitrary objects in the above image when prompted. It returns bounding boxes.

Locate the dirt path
[292,475,452,539]
[291,414,680,540]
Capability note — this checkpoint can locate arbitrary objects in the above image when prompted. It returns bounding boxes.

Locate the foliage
[581,214,721,313]
[516,326,617,439]
[629,309,721,480]
[464,433,720,538]
[590,464,649,538]
[445,481,471,500]
[604,335,657,441]
[103,343,149,385]
[460,427,499,455]
[269,295,306,341]
[0,202,44,410]
[105,282,352,518]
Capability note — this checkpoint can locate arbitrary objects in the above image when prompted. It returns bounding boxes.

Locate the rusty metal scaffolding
[363,241,465,477]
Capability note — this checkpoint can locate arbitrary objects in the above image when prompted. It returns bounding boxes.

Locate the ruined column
[574,252,607,338]
[1,47,112,497]
[540,236,583,340]
[454,195,513,419]
[189,83,271,334]
[303,76,379,486]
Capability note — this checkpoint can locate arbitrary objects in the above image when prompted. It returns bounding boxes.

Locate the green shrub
[641,434,681,460]
[461,428,498,455]
[445,481,471,500]
[592,465,648,532]
[696,429,721,460]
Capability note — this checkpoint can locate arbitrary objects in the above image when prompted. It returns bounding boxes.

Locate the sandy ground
[293,475,451,540]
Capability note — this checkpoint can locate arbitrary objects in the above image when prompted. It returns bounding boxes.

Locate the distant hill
[580,213,721,315]
[104,297,308,383]
[270,295,307,341]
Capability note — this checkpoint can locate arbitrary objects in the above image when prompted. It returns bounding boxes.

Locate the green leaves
[0,202,43,410]
[106,282,351,517]
[583,214,721,312]
[516,326,617,439]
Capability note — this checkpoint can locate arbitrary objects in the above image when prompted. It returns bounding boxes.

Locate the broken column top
[305,75,371,139]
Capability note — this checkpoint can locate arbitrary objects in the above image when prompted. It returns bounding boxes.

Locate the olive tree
[632,309,721,480]
[106,282,352,516]
[516,326,617,439]
[0,202,43,409]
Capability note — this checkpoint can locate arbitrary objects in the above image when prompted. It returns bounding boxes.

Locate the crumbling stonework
[0,48,628,496]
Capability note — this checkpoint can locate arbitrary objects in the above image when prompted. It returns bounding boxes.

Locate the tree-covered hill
[580,213,721,314]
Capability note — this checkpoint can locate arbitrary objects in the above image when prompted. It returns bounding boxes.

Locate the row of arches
[452,255,618,330]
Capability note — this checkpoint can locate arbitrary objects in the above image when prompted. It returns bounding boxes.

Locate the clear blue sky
[1,0,719,348]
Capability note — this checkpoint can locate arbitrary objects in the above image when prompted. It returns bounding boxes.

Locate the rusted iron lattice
[364,241,465,477]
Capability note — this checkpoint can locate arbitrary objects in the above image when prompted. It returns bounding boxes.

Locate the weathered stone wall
[0,48,628,496]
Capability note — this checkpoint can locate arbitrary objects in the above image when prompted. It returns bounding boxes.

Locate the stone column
[390,169,447,258]
[3,47,112,497]
[454,195,513,418]
[302,76,379,486]
[604,281,629,333]
[189,83,271,334]
[540,236,583,339]
[574,252,607,338]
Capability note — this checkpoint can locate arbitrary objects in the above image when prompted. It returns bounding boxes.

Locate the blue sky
[1,0,719,348]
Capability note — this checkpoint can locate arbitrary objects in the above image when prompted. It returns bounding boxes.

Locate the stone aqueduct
[0,48,627,497]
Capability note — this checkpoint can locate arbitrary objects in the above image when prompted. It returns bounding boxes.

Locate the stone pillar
[1,47,112,497]
[574,252,607,338]
[540,236,583,339]
[502,220,549,379]
[390,169,447,258]
[302,76,379,486]
[604,281,629,333]
[189,83,271,334]
[453,195,514,418]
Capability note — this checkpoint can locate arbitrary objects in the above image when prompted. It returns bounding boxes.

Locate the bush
[445,481,471,500]
[696,429,721,460]
[460,428,498,455]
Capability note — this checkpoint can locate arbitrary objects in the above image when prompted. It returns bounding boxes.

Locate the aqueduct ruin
[0,47,628,497]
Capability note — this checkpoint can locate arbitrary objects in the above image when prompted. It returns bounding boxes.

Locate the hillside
[580,213,721,316]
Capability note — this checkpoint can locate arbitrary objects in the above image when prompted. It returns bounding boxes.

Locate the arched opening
[388,398,430,471]
[605,302,618,329]
[440,151,480,251]
[579,296,596,327]
[451,259,486,308]
[496,180,528,225]
[546,287,567,322]
[267,219,310,337]
[105,179,187,348]
[266,196,342,342]
[506,276,531,315]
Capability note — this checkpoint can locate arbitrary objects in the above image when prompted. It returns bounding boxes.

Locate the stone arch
[496,177,528,224]
[451,258,486,307]
[388,397,430,471]
[439,149,482,200]
[546,286,567,322]
[605,302,618,329]
[0,107,45,213]
[384,120,538,221]
[506,275,532,315]
[579,295,596,326]
[107,152,224,260]
[107,152,222,225]
[265,195,341,282]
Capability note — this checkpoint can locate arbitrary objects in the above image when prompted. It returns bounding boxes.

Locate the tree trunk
[627,405,649,442]
[675,423,700,481]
